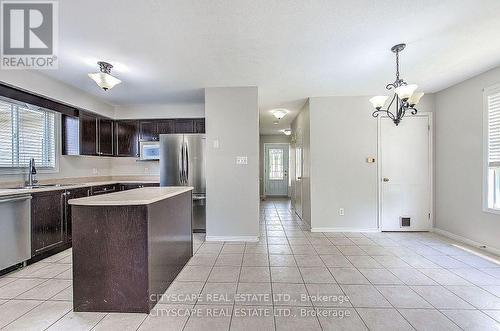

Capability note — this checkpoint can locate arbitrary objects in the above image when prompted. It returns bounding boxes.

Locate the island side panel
[72,205,150,313]
[147,190,193,309]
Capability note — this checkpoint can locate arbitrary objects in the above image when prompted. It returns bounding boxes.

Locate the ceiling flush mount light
[369,44,424,126]
[281,129,292,136]
[88,61,122,91]
[271,109,288,120]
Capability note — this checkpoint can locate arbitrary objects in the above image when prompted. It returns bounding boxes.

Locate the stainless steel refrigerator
[160,134,206,232]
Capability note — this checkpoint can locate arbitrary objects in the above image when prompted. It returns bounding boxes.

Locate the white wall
[291,100,311,225]
[114,103,204,119]
[435,66,500,252]
[0,71,115,184]
[205,87,259,241]
[259,135,290,196]
[306,95,434,231]
[1,71,114,118]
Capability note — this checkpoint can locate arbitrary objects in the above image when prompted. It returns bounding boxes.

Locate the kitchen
[0,80,209,312]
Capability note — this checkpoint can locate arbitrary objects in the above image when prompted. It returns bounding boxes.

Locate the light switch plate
[236,156,248,165]
[213,139,220,149]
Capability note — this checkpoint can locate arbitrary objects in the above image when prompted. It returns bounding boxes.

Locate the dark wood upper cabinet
[63,115,204,158]
[139,120,176,141]
[115,120,139,157]
[139,121,156,141]
[31,190,66,256]
[157,120,176,135]
[194,119,205,133]
[98,118,114,156]
[79,112,98,155]
[175,119,195,133]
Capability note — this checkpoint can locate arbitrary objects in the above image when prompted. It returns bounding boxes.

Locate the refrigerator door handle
[179,143,184,183]
[184,141,189,185]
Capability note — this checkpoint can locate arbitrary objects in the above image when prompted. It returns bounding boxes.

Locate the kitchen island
[68,186,193,313]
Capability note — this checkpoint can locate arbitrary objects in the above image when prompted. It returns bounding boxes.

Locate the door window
[269,148,284,180]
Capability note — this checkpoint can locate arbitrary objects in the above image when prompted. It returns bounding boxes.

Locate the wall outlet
[213,139,220,149]
[92,168,98,175]
[339,208,345,216]
[144,167,149,174]
[236,156,248,165]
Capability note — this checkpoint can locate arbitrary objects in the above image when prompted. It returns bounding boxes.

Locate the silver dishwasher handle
[0,195,32,203]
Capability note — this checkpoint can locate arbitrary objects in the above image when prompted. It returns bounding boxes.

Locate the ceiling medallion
[369,44,424,126]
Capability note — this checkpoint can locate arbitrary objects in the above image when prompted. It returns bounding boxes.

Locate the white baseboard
[310,227,380,233]
[205,235,259,242]
[432,228,500,256]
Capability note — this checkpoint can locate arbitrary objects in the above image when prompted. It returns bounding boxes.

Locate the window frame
[0,98,60,175]
[483,83,500,214]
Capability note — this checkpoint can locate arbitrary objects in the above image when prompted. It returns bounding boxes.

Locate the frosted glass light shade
[394,84,417,100]
[88,72,122,91]
[408,92,424,106]
[271,109,288,119]
[281,129,292,136]
[369,96,389,109]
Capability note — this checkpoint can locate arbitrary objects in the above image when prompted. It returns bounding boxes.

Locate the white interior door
[265,144,289,196]
[380,115,432,231]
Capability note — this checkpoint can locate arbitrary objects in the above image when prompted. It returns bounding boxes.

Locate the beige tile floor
[0,198,500,330]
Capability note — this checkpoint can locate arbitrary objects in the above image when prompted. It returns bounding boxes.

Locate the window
[0,97,56,169]
[485,85,500,211]
[269,148,284,180]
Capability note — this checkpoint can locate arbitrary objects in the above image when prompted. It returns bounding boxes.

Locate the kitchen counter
[0,180,160,198]
[71,186,193,313]
[68,186,193,206]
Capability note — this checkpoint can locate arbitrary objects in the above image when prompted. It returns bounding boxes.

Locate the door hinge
[428,212,431,219]
[428,125,431,131]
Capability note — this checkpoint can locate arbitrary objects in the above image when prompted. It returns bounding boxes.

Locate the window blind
[0,97,56,168]
[488,91,500,167]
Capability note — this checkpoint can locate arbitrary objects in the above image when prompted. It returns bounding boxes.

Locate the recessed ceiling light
[270,108,288,120]
[88,61,122,91]
[281,129,292,136]
[273,120,279,125]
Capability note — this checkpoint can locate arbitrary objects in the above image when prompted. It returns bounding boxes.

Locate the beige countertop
[0,180,159,198]
[68,186,193,206]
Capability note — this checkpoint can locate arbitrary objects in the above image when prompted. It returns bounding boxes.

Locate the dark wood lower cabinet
[30,182,159,261]
[118,183,159,191]
[64,187,91,243]
[31,190,66,256]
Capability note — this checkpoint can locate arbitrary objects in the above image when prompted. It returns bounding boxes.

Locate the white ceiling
[41,0,500,134]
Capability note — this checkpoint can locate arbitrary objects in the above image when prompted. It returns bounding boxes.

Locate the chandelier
[369,44,424,126]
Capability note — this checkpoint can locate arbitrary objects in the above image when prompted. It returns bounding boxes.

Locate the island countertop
[68,186,193,206]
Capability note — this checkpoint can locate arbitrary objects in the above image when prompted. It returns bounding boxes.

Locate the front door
[380,115,432,231]
[265,144,289,196]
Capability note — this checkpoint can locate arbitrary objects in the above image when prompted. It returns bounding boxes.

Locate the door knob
[383,178,390,182]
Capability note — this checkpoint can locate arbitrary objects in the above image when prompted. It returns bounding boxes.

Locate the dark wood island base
[69,187,193,313]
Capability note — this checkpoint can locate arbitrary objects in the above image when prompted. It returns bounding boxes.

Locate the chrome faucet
[27,158,37,186]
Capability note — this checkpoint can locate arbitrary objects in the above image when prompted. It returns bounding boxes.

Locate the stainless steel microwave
[140,141,160,160]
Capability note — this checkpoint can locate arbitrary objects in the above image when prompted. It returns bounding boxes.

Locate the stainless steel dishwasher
[0,194,32,270]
